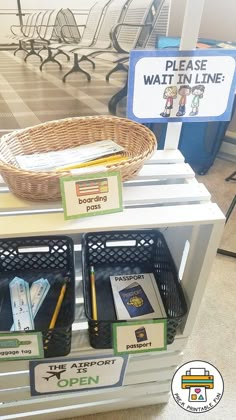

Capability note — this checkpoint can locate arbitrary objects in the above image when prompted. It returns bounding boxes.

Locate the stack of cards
[110,273,166,320]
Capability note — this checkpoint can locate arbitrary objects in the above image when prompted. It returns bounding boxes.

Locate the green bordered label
[0,332,44,361]
[112,319,167,355]
[60,170,123,220]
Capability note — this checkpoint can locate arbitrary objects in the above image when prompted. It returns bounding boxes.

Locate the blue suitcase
[150,120,229,174]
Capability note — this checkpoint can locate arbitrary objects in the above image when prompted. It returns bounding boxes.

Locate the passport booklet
[110,273,166,320]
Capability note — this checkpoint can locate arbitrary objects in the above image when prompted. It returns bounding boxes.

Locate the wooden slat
[182,222,225,337]
[0,163,194,197]
[0,183,210,211]
[186,177,198,184]
[0,203,225,238]
[0,351,183,390]
[0,194,61,211]
[0,367,175,403]
[128,350,183,372]
[0,152,187,193]
[0,175,5,186]
[74,302,86,323]
[0,394,170,419]
[0,350,181,385]
[0,186,9,193]
[124,183,209,204]
[148,149,185,163]
[0,335,187,374]
[136,163,194,179]
[0,384,170,418]
[125,365,178,385]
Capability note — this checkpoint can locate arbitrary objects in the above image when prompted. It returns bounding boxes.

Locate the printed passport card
[110,273,166,320]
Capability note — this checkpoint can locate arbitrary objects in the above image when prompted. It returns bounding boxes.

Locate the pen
[56,155,128,172]
[90,266,98,321]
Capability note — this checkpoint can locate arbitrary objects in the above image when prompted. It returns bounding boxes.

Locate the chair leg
[225,171,236,182]
[80,55,95,69]
[108,78,128,115]
[14,40,28,56]
[62,53,91,83]
[53,50,70,61]
[225,195,236,223]
[24,40,43,62]
[38,45,48,54]
[217,195,236,259]
[40,48,62,71]
[106,62,128,82]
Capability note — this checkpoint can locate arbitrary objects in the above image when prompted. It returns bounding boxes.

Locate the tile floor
[0,50,126,129]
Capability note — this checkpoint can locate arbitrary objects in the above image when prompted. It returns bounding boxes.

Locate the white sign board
[127,50,236,123]
[30,355,128,396]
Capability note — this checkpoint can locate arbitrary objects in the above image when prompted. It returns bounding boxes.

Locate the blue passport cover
[119,282,154,317]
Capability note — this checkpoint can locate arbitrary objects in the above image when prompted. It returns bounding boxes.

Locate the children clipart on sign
[176,85,191,116]
[190,85,205,116]
[160,86,177,117]
[160,84,205,118]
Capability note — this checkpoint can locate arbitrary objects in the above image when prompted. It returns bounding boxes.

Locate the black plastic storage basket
[82,230,187,349]
[0,236,75,357]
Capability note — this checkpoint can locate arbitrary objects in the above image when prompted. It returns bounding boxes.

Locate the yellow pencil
[56,155,128,172]
[49,282,67,329]
[90,266,98,321]
[44,280,67,350]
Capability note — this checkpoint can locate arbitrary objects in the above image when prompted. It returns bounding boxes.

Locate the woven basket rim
[1,115,149,138]
[0,116,157,177]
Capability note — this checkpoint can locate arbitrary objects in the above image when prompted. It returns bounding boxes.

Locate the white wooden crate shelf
[0,150,225,419]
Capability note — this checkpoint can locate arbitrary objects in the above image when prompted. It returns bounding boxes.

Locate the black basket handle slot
[0,236,73,273]
[105,240,137,248]
[17,246,50,254]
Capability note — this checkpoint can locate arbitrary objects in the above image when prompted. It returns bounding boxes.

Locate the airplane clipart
[43,370,66,381]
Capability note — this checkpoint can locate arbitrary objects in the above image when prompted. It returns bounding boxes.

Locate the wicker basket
[0,116,157,201]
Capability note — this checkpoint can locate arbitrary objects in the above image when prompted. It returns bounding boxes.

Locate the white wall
[1,0,236,40]
[168,0,186,37]
[19,0,95,9]
[200,0,236,42]
[0,0,96,35]
[0,0,95,10]
[169,0,236,42]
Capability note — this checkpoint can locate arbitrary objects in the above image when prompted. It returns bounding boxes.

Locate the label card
[0,332,44,361]
[127,49,236,123]
[30,354,128,396]
[110,273,166,320]
[113,319,167,355]
[60,171,123,220]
